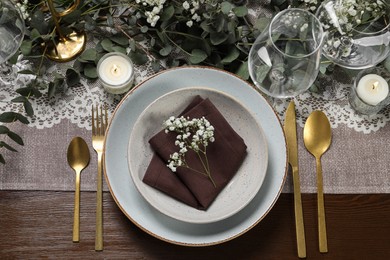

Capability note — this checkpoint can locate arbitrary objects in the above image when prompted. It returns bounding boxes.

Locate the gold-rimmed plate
[104,66,287,246]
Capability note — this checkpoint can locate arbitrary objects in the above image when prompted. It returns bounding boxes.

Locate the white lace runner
[0,57,389,134]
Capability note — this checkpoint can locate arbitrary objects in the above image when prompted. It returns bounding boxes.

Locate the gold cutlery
[284,101,306,258]
[92,105,108,251]
[303,111,332,253]
[67,137,90,242]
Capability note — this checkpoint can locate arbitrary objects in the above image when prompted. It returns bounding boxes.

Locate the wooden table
[1,191,389,259]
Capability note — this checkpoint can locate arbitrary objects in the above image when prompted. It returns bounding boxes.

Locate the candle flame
[111,64,120,75]
[372,81,379,90]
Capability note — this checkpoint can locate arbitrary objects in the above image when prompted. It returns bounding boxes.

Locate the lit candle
[356,74,389,106]
[97,52,134,94]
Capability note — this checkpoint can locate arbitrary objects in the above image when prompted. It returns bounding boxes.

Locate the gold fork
[91,104,108,251]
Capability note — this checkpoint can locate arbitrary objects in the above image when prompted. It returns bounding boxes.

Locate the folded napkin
[143,96,247,210]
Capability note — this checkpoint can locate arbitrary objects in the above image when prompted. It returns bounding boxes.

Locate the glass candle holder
[97,52,134,94]
[349,67,390,115]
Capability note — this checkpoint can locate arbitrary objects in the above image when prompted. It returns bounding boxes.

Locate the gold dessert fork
[92,104,108,251]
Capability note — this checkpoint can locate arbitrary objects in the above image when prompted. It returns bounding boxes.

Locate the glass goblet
[0,0,25,83]
[248,8,324,98]
[316,0,390,70]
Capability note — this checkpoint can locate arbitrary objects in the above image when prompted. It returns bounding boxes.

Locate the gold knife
[284,101,306,258]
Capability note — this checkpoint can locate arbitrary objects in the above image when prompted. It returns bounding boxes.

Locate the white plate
[104,66,287,246]
[128,87,268,224]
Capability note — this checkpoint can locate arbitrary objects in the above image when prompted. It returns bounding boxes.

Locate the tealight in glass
[349,67,390,115]
[97,52,134,94]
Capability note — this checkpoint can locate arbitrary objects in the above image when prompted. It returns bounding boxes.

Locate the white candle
[356,74,389,106]
[97,52,134,94]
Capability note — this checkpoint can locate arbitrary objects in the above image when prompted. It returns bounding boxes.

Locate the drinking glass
[0,0,25,83]
[316,0,390,69]
[248,8,324,98]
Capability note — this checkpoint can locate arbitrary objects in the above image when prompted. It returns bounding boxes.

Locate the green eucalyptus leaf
[0,141,17,152]
[20,41,32,56]
[84,64,98,79]
[129,51,148,65]
[48,78,65,98]
[232,6,248,17]
[30,10,48,34]
[84,15,96,31]
[221,2,234,14]
[310,83,319,93]
[48,82,56,98]
[62,10,82,24]
[159,45,172,56]
[210,32,229,45]
[129,39,136,51]
[215,14,225,33]
[112,46,127,54]
[66,68,80,87]
[111,35,129,46]
[254,17,271,32]
[189,49,207,64]
[0,112,29,124]
[0,112,15,123]
[200,21,211,33]
[30,28,41,41]
[107,13,114,27]
[8,52,19,65]
[31,87,42,98]
[236,61,250,80]
[0,126,9,134]
[8,131,24,146]
[319,61,332,74]
[160,5,174,21]
[221,47,240,64]
[140,26,148,33]
[23,100,34,117]
[100,39,114,52]
[11,96,27,103]
[79,49,97,61]
[16,87,31,97]
[0,154,4,164]
[128,16,137,26]
[151,60,161,72]
[18,70,35,75]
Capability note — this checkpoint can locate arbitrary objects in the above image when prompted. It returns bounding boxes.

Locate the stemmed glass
[248,8,324,98]
[316,0,390,69]
[0,0,25,84]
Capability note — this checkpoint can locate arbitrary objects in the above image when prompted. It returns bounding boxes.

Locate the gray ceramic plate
[128,87,268,224]
[104,66,287,246]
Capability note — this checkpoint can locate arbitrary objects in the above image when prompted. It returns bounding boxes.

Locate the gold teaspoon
[67,137,90,242]
[303,111,332,253]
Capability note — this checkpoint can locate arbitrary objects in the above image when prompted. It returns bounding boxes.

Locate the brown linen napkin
[143,96,247,210]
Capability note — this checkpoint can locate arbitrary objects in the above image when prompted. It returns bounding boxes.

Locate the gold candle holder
[45,0,86,62]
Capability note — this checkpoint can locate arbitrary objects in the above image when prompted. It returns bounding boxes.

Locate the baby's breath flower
[183,1,190,10]
[163,115,216,187]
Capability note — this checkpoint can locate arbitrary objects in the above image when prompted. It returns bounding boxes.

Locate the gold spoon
[67,137,90,242]
[303,111,332,253]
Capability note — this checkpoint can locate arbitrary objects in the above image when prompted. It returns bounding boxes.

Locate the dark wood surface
[1,191,389,259]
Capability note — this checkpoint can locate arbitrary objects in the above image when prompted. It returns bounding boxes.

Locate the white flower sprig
[136,0,167,27]
[163,115,216,187]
